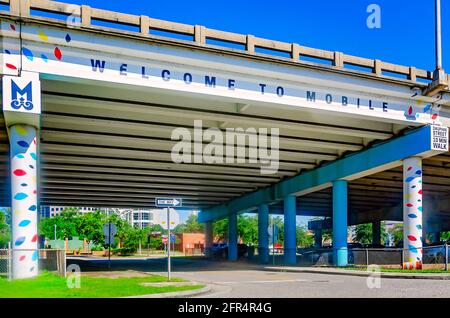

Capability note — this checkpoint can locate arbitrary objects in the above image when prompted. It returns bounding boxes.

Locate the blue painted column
[228,213,238,261]
[258,204,269,264]
[284,195,297,265]
[204,222,213,258]
[333,180,348,267]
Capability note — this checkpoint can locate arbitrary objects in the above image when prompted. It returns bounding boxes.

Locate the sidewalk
[264,266,450,280]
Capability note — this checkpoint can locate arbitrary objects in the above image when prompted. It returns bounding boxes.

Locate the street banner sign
[155,197,182,207]
[103,222,117,236]
[104,235,114,245]
[102,222,117,271]
[103,222,117,245]
[268,224,279,243]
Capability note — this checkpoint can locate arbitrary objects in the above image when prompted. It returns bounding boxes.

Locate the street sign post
[155,197,182,208]
[155,198,182,282]
[103,222,117,271]
[268,223,279,265]
[166,208,171,281]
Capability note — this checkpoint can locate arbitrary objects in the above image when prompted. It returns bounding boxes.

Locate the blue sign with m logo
[10,80,33,111]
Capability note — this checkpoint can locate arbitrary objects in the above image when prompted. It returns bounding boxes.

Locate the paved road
[68,257,450,298]
[180,269,450,298]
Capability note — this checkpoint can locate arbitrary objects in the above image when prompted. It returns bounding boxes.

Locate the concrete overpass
[0,0,449,278]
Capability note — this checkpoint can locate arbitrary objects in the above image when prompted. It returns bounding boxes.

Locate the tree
[77,210,106,245]
[211,215,312,247]
[174,214,204,233]
[212,215,259,245]
[145,224,165,250]
[441,231,450,242]
[352,222,388,245]
[39,208,80,239]
[353,223,373,245]
[388,223,403,246]
[107,213,130,248]
[106,213,149,252]
[296,225,313,247]
[213,218,228,242]
[238,215,258,245]
[0,212,11,248]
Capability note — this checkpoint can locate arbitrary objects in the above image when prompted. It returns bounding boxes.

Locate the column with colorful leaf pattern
[10,125,38,279]
[403,156,423,270]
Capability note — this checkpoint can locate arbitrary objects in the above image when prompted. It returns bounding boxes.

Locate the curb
[124,284,212,298]
[263,267,450,280]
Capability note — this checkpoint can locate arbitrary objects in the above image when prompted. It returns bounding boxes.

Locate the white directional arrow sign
[155,197,183,207]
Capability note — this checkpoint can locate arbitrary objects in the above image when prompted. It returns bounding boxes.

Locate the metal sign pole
[445,242,448,271]
[272,222,275,265]
[167,207,171,281]
[108,221,111,271]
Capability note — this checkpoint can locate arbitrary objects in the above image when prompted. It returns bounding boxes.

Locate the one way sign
[155,197,183,208]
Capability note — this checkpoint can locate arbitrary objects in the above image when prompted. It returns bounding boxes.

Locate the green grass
[339,266,450,274]
[0,272,204,298]
[378,268,450,274]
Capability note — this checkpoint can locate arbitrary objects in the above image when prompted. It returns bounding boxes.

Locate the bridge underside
[0,77,449,229]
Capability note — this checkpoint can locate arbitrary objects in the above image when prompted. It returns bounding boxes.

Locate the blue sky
[61,0,449,71]
[56,0,448,225]
[4,1,447,225]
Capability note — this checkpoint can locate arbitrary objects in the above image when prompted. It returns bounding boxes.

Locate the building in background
[175,233,205,254]
[38,206,182,230]
[121,209,156,229]
[39,206,101,218]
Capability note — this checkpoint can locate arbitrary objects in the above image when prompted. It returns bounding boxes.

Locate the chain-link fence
[0,246,12,280]
[297,244,449,269]
[0,248,66,280]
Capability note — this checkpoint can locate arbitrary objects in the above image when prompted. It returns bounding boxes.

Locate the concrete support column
[258,204,269,264]
[314,230,322,248]
[10,125,38,279]
[333,180,348,267]
[403,157,423,269]
[283,195,297,265]
[372,220,381,246]
[228,213,238,261]
[204,222,213,258]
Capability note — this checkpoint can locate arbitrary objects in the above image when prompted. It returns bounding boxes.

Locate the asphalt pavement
[68,256,450,298]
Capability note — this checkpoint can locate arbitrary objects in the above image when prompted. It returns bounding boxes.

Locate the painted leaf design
[54,47,62,60]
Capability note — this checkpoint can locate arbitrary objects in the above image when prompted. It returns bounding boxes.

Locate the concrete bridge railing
[0,0,441,85]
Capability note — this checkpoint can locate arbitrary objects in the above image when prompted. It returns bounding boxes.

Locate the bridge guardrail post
[194,25,205,44]
[10,0,30,17]
[291,43,300,61]
[81,5,91,27]
[246,34,255,53]
[140,15,150,35]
